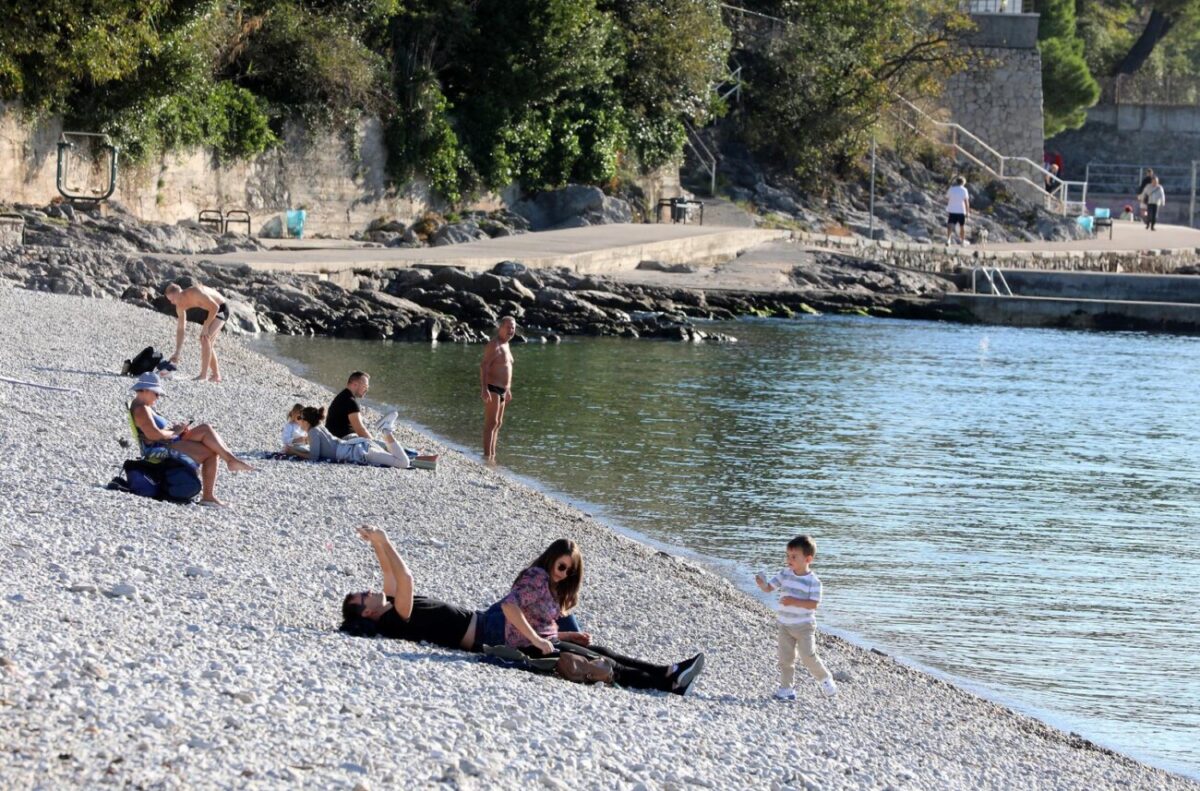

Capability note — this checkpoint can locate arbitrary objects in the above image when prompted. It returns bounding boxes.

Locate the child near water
[281,403,308,453]
[755,535,838,700]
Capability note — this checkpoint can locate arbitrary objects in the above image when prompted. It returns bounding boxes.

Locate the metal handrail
[971,267,1014,296]
[718,65,743,104]
[719,3,786,23]
[682,118,718,196]
[892,97,1088,215]
[889,108,1045,196]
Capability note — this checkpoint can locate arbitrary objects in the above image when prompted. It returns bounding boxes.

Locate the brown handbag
[555,652,614,685]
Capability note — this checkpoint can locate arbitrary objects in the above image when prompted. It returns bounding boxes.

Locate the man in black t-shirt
[341,525,480,651]
[327,371,370,439]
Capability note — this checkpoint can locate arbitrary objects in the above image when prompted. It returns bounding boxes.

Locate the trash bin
[286,209,307,239]
[670,199,689,223]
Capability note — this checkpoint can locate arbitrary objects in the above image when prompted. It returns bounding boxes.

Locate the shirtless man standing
[480,316,516,460]
[164,282,229,382]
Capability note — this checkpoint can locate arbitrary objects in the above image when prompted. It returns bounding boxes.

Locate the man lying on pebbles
[342,526,706,694]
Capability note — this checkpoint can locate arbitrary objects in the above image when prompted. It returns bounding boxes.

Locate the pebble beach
[0,281,1196,791]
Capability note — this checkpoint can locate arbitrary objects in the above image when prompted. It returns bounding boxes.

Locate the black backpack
[123,346,163,376]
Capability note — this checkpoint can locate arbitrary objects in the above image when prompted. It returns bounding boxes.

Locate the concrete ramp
[193,224,790,277]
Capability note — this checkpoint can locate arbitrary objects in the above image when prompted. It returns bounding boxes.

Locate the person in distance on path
[945,176,971,247]
[1141,177,1165,232]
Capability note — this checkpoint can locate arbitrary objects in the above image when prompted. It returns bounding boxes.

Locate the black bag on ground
[123,346,163,376]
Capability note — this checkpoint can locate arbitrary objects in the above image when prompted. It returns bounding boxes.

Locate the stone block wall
[0,105,439,237]
[0,102,679,237]
[942,14,1044,165]
[1048,109,1200,171]
[790,230,1200,274]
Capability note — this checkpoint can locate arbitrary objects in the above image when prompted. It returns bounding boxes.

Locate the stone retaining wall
[0,102,680,238]
[793,231,1200,275]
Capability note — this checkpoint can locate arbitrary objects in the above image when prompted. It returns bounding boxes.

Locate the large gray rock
[510,185,633,231]
[492,261,527,277]
[431,267,477,291]
[430,221,488,246]
[467,272,506,297]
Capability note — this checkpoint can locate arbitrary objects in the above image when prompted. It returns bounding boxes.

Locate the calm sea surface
[261,316,1200,778]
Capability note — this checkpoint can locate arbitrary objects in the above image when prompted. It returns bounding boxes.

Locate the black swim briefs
[487,383,507,397]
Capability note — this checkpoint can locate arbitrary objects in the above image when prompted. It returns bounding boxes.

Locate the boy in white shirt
[755,535,837,700]
[945,176,971,246]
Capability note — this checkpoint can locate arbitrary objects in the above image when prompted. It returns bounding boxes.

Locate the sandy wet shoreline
[0,281,1195,790]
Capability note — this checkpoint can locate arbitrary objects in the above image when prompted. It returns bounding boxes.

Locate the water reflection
[263,316,1200,778]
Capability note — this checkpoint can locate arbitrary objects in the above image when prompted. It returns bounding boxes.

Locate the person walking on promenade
[164,283,229,382]
[480,316,516,460]
[755,534,837,700]
[1142,177,1166,231]
[945,176,971,246]
[1137,168,1155,227]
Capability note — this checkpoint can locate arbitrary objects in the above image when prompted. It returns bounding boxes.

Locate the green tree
[452,0,623,189]
[1109,0,1198,76]
[0,1,211,113]
[218,1,391,123]
[601,0,731,170]
[739,0,967,181]
[1038,0,1101,136]
[382,0,479,201]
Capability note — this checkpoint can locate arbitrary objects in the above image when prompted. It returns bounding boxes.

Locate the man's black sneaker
[670,653,705,696]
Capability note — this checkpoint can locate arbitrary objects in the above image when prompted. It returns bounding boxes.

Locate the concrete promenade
[982,220,1200,253]
[199,224,791,276]
[174,221,1200,293]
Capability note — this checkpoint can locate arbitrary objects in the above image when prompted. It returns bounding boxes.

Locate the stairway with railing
[889,98,1087,216]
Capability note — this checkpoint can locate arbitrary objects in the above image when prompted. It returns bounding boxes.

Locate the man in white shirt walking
[945,175,971,246]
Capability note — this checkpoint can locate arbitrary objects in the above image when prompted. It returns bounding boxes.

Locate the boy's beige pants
[778,623,830,687]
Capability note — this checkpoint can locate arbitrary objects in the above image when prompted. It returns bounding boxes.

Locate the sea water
[262,315,1200,778]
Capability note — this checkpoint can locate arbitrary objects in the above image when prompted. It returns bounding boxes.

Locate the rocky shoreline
[2,282,1197,790]
[0,194,974,347]
[1,241,963,348]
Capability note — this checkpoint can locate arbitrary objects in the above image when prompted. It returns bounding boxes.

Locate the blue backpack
[119,455,202,503]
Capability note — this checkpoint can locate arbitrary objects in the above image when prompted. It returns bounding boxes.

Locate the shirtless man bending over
[164,283,229,382]
[480,316,516,460]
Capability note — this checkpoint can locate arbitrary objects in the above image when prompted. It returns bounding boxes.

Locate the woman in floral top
[501,538,707,695]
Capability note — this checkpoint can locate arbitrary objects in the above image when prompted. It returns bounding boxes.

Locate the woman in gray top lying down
[286,406,437,468]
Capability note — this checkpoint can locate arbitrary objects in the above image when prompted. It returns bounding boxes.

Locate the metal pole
[1189,161,1196,228]
[868,137,877,240]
